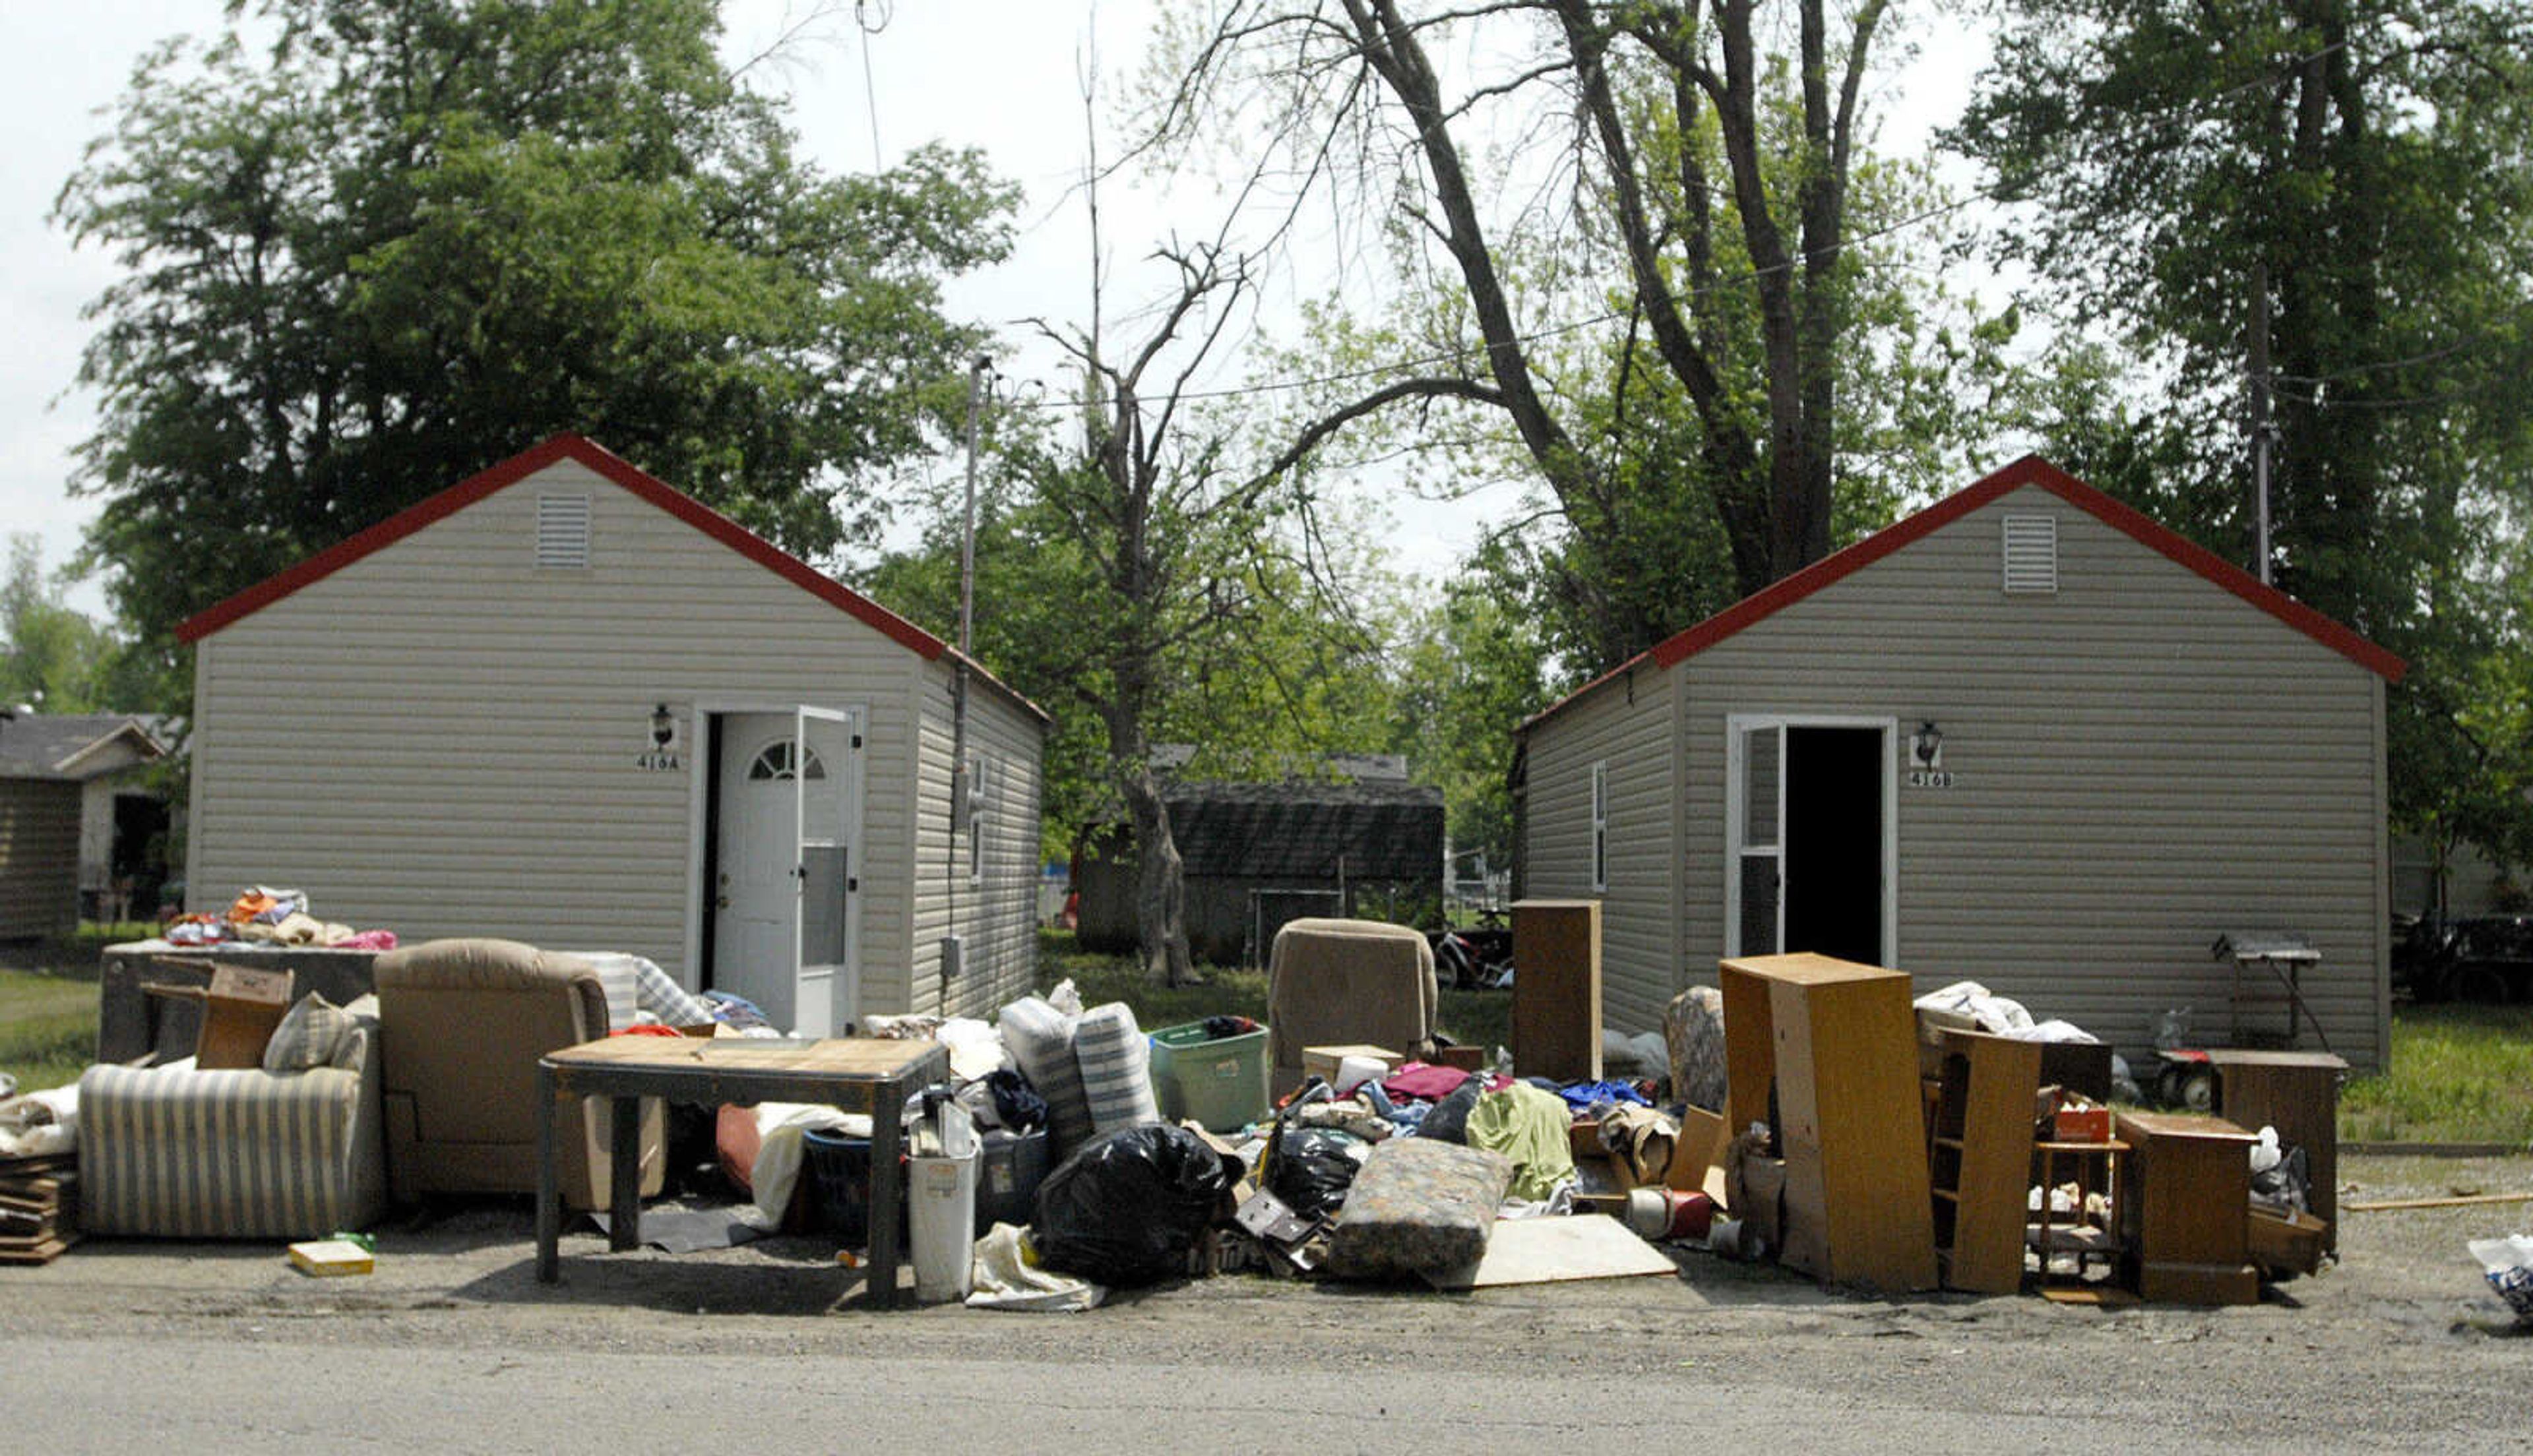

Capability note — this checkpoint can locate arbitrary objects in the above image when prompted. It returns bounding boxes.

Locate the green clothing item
[1462,1082,1577,1201]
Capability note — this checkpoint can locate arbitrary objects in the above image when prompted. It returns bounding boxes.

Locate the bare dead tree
[1152,0,1893,663]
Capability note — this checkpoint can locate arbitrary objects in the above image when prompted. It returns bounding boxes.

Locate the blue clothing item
[1557,1079,1652,1111]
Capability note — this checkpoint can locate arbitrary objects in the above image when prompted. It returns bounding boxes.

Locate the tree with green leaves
[1954,0,2533,879]
[57,0,1016,706]
[1,536,123,716]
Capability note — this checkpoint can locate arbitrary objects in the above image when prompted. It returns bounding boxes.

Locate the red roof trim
[1522,454,2404,733]
[174,433,949,661]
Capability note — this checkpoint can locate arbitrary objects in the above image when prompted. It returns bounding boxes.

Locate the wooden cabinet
[1720,953,1937,1292]
[2207,1049,2346,1253]
[1927,1030,2042,1295]
[2115,1110,2260,1305]
[1511,899,1602,1081]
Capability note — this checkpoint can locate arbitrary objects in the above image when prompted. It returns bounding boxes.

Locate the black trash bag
[1420,1075,1487,1145]
[1265,1126,1365,1220]
[1032,1124,1235,1287]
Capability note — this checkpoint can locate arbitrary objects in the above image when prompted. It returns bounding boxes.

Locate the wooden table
[535,1036,950,1307]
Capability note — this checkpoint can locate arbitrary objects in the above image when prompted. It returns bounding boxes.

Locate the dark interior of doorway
[1784,725,1883,965]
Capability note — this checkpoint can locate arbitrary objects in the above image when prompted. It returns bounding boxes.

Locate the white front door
[710,710,863,1035]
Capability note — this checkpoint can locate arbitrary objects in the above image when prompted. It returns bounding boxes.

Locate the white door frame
[1723,713,1900,963]
[681,700,867,1025]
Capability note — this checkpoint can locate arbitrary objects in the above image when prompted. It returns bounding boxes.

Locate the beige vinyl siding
[1519,663,1679,1033]
[0,778,80,937]
[187,458,930,998]
[907,659,1046,1018]
[1676,485,2389,1067]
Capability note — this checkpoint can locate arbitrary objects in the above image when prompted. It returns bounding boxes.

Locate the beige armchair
[79,995,387,1239]
[373,938,662,1211]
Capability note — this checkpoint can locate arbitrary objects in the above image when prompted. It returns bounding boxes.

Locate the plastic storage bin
[801,1127,904,1245]
[974,1126,1052,1234]
[1147,1021,1270,1132]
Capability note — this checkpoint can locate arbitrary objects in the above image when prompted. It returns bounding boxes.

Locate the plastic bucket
[1624,1187,1715,1242]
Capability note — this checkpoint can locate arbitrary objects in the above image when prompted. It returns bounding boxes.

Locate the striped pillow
[262,992,353,1074]
[1073,1002,1160,1135]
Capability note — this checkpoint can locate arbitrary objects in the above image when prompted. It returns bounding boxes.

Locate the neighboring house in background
[1514,455,2404,1070]
[2391,834,2522,920]
[1077,770,1447,965]
[175,434,1048,1031]
[0,713,172,938]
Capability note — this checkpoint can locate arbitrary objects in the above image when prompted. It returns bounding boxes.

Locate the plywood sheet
[1424,1213,1677,1290]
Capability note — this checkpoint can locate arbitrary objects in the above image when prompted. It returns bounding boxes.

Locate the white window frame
[1590,760,1610,892]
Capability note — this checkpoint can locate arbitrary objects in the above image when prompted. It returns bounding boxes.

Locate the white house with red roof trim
[177,435,1048,1031]
[1514,455,2403,1069]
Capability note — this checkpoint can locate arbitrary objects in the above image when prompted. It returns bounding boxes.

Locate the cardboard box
[287,1238,374,1277]
[1301,1044,1400,1086]
[1669,1104,1732,1194]
[195,963,295,1070]
[1432,1045,1486,1072]
[2053,1106,2115,1143]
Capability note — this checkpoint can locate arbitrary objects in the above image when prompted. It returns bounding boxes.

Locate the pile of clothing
[163,885,398,950]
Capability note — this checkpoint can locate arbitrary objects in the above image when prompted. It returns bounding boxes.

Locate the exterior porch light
[1910,721,1944,770]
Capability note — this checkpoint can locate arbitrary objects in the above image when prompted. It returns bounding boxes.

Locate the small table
[535,1035,950,1307]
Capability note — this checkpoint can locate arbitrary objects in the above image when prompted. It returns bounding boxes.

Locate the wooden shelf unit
[1720,953,1937,1292]
[2028,1138,2127,1287]
[1926,1030,2044,1295]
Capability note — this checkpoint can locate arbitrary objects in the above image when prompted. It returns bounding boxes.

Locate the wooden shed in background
[1077,777,1446,965]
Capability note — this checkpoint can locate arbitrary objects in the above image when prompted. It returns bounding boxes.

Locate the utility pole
[945,355,992,999]
[2249,264,2274,587]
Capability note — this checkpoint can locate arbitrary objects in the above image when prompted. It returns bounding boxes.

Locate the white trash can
[907,1091,981,1304]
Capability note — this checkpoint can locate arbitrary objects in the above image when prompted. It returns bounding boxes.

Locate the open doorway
[1726,716,1896,965]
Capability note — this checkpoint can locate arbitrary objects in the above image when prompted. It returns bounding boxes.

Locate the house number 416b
[1906,769,1954,789]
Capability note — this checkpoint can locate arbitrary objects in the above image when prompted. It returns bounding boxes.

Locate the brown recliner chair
[1266,917,1439,1095]
[373,937,664,1211]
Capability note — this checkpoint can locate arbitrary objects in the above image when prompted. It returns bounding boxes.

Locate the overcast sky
[1,1,1986,621]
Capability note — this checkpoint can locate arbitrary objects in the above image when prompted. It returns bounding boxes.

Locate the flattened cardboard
[1424,1213,1675,1289]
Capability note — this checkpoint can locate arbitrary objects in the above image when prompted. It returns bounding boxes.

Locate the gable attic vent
[536,492,592,570]
[2001,513,2057,594]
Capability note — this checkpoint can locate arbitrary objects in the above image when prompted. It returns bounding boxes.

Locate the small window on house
[747,741,827,781]
[2001,514,2057,593]
[536,493,592,570]
[1591,760,1610,892]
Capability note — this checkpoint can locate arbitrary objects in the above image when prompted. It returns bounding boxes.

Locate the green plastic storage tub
[1147,1022,1270,1132]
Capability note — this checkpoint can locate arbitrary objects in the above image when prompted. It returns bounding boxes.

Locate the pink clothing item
[332,929,400,951]
[1380,1061,1473,1102]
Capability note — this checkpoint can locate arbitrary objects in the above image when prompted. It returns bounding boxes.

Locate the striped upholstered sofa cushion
[78,996,386,1239]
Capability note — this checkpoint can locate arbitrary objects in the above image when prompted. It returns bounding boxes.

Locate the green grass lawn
[2340,1003,2533,1145]
[0,923,151,1095]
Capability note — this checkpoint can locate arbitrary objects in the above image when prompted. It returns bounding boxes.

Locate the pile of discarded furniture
[5,906,2340,1310]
